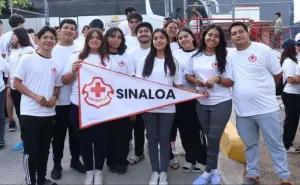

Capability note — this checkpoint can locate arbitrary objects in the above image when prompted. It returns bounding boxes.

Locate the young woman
[281,39,300,153]
[136,28,204,185]
[163,21,180,52]
[7,28,35,151]
[173,28,207,173]
[62,28,110,185]
[104,27,134,174]
[185,24,233,185]
[0,57,9,150]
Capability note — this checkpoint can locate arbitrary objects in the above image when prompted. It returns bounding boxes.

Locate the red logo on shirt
[51,67,57,75]
[212,61,218,69]
[248,54,257,63]
[118,60,126,67]
[82,77,114,109]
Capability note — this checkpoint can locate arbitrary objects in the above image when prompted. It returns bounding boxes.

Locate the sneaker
[211,170,221,185]
[286,147,300,154]
[108,165,118,173]
[70,159,86,173]
[84,170,94,185]
[159,172,168,185]
[51,164,62,180]
[94,170,103,185]
[38,179,57,185]
[193,172,212,185]
[149,172,159,185]
[0,143,6,150]
[11,140,24,151]
[8,120,17,132]
[243,177,260,185]
[117,165,128,174]
[279,179,292,185]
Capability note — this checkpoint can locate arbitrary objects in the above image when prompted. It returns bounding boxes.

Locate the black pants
[282,92,300,149]
[11,89,22,139]
[169,112,179,160]
[175,100,207,165]
[3,76,8,119]
[70,103,108,171]
[133,115,145,156]
[22,115,54,185]
[106,117,132,167]
[52,105,81,165]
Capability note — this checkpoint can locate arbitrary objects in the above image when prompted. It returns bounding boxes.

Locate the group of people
[0,5,300,185]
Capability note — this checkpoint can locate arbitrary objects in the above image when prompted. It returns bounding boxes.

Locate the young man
[119,6,136,36]
[274,12,283,49]
[0,14,25,132]
[14,26,61,185]
[228,22,291,185]
[127,22,153,165]
[50,19,85,180]
[125,13,143,51]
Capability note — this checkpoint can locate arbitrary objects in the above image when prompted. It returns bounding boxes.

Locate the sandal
[193,163,205,173]
[181,162,193,172]
[169,159,179,170]
[129,155,145,165]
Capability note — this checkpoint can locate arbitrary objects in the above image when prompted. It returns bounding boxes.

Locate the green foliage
[0,0,32,15]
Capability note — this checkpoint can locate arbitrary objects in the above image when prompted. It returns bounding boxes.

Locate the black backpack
[276,77,287,96]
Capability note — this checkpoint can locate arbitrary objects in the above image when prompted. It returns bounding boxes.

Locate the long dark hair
[163,20,179,42]
[13,28,33,49]
[79,28,109,65]
[280,45,297,65]
[104,27,127,55]
[177,28,198,49]
[193,24,227,74]
[142,29,176,77]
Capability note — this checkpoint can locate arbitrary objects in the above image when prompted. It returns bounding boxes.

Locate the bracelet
[217,76,222,84]
[53,94,59,99]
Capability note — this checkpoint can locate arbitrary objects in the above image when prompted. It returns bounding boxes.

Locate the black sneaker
[0,143,6,150]
[38,179,57,185]
[117,165,128,174]
[8,120,17,132]
[51,164,62,180]
[70,159,85,173]
[108,165,118,173]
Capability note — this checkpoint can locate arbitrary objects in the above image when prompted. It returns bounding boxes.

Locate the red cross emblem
[82,77,114,109]
[51,67,57,75]
[212,61,218,69]
[118,60,126,67]
[248,54,257,63]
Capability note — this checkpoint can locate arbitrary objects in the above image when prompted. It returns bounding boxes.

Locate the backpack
[276,77,287,96]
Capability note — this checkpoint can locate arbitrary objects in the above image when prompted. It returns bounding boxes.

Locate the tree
[0,0,32,15]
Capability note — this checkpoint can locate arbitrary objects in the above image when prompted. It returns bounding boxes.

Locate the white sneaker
[84,170,94,185]
[94,170,103,185]
[286,146,300,153]
[159,172,168,185]
[149,172,160,185]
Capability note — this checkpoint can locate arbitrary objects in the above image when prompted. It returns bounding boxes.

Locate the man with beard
[50,19,85,180]
[127,22,153,165]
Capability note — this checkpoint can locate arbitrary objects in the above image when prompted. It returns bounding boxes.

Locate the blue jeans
[236,110,290,180]
[0,89,5,143]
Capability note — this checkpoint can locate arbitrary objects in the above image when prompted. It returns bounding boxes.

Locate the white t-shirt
[170,42,180,52]
[14,52,61,117]
[64,53,110,106]
[119,20,131,36]
[0,57,10,92]
[136,57,183,113]
[74,36,85,49]
[173,49,197,89]
[185,53,233,105]
[52,44,79,106]
[297,53,300,61]
[282,58,300,94]
[8,46,35,90]
[125,35,139,51]
[0,31,13,57]
[127,46,150,74]
[107,53,134,75]
[228,42,282,117]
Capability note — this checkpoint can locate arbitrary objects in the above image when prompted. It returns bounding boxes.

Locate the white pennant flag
[78,62,203,129]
